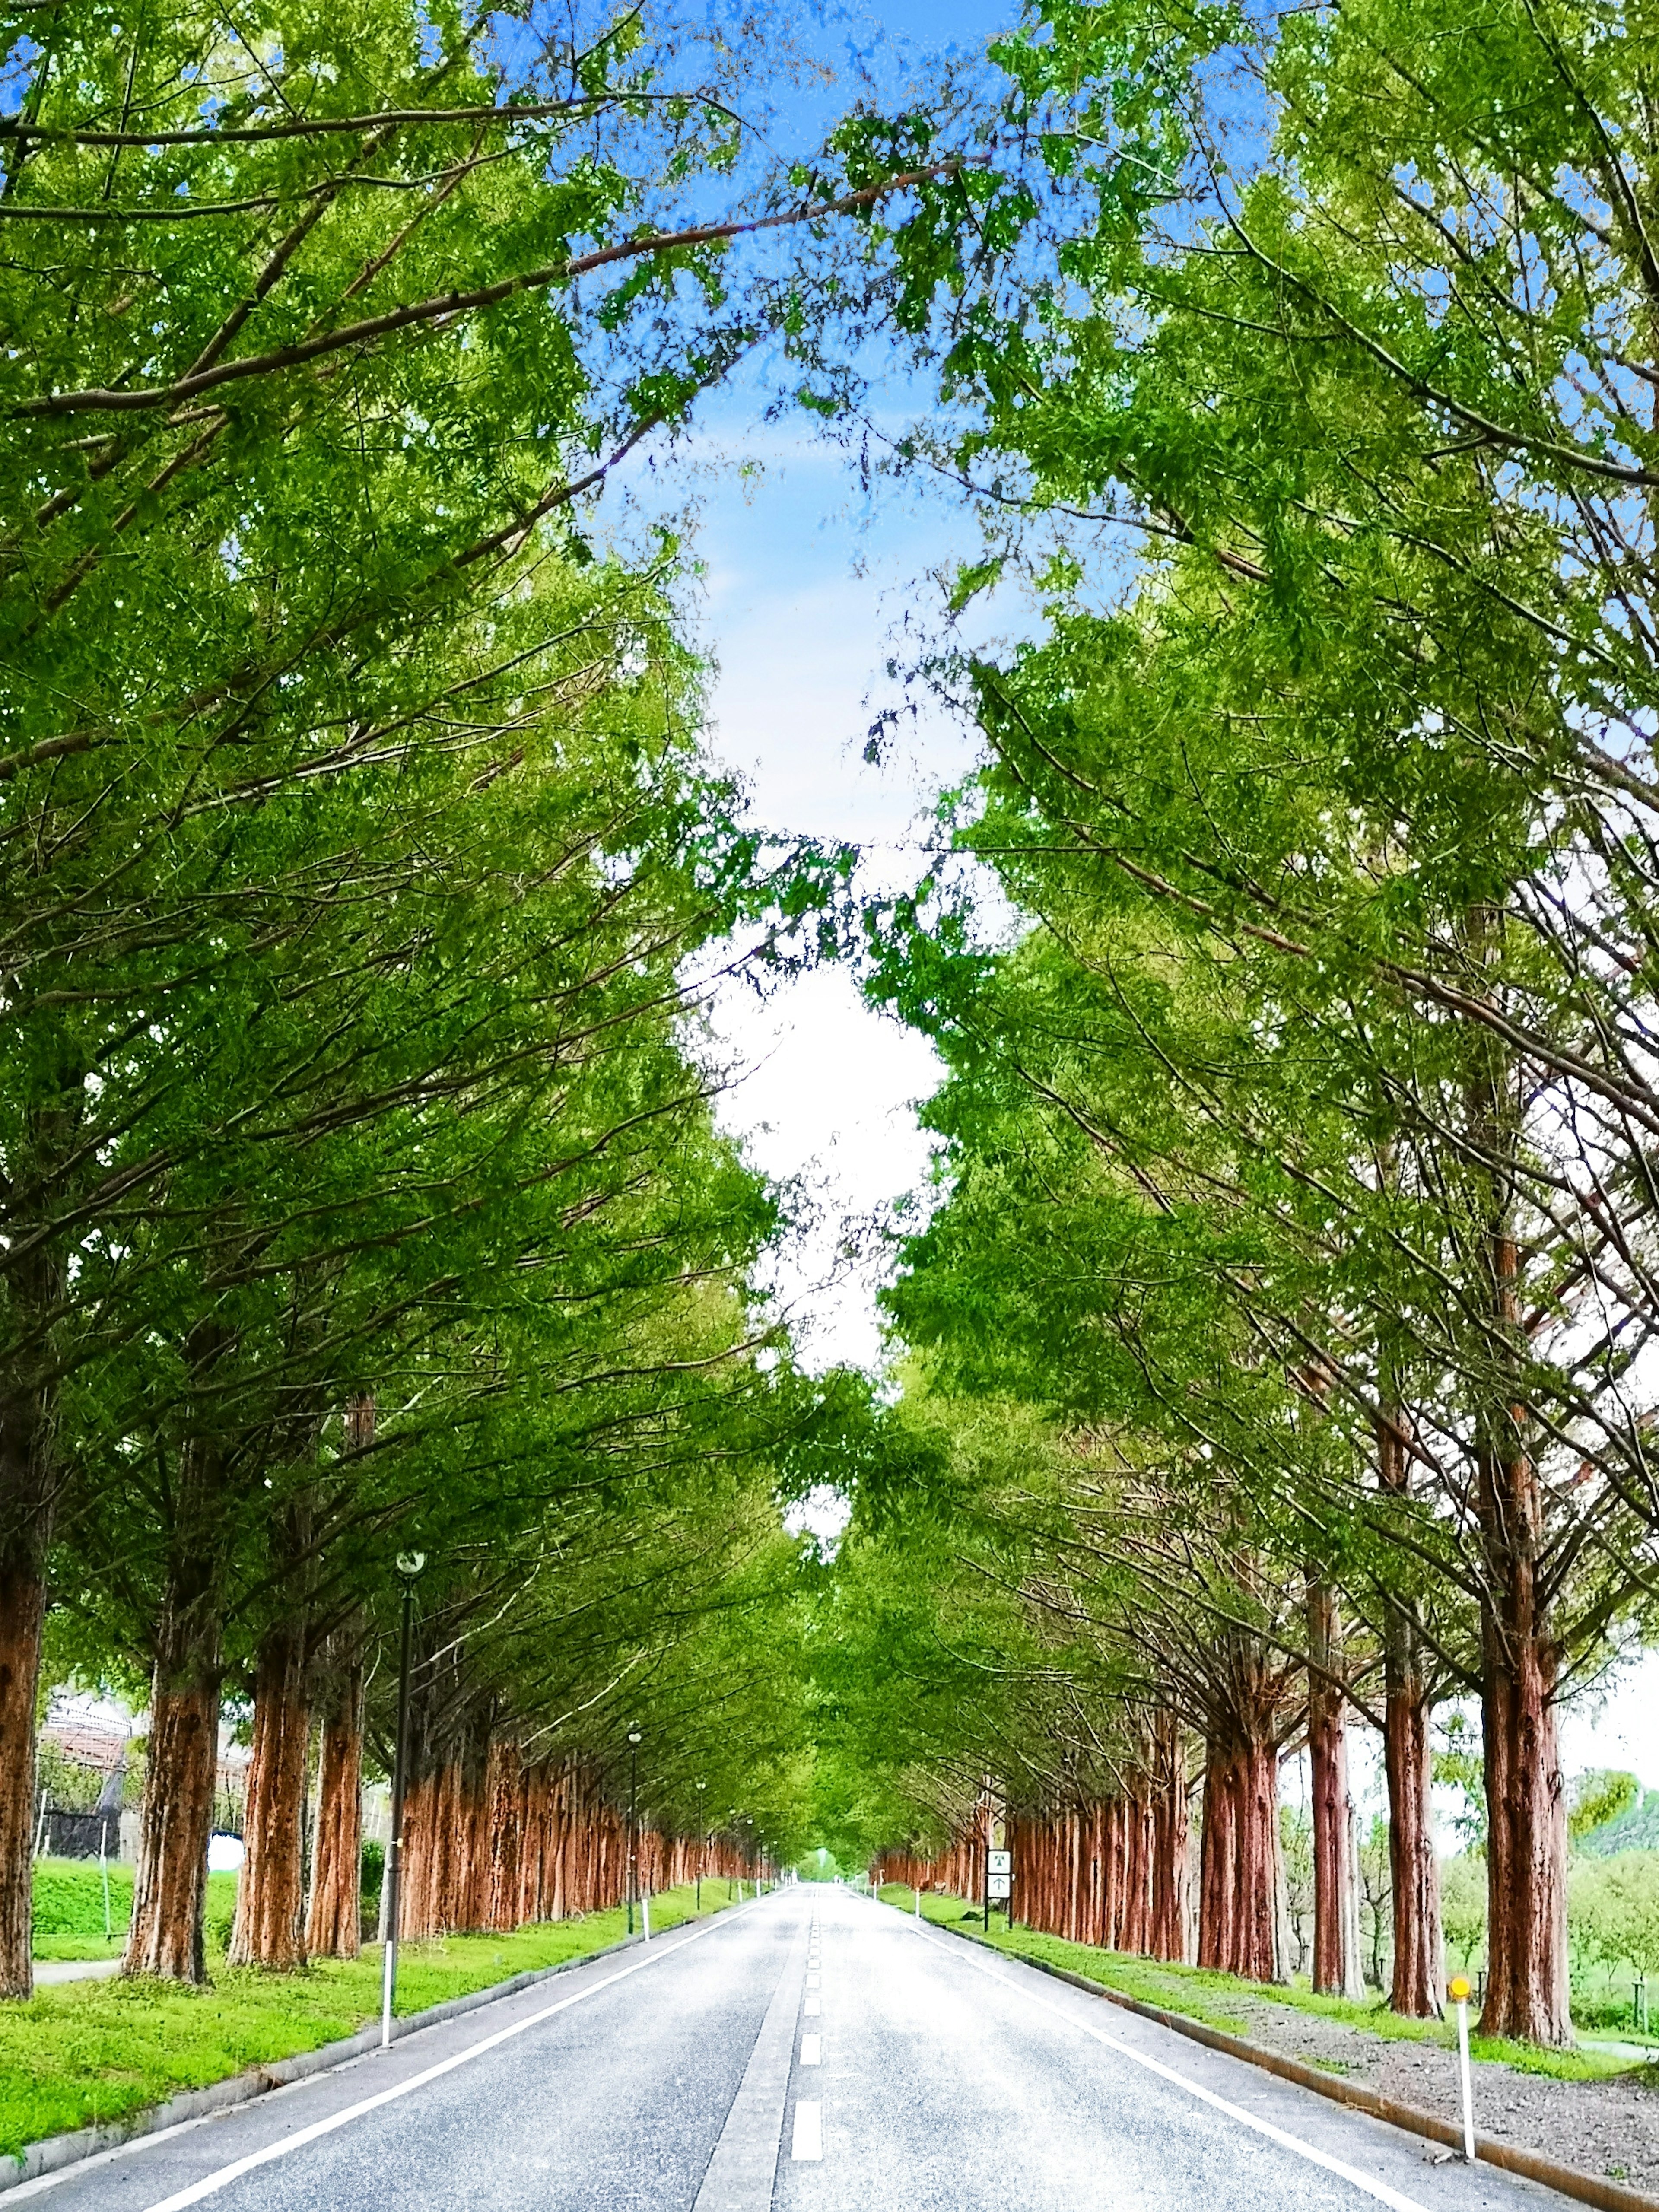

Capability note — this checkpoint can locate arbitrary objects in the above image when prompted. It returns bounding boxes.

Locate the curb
[921,1911,1659,2212]
[1,1922,659,2196]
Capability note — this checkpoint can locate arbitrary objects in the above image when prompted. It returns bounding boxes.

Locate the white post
[1449,1975,1475,2162]
[642,1891,651,1943]
[381,1880,398,2052]
[915,1883,922,1921]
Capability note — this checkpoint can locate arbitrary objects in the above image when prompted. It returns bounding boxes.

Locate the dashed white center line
[804,1995,820,2016]
[800,2034,821,2066]
[791,2102,823,2161]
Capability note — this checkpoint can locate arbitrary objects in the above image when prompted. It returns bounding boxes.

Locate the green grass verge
[874,1885,1645,2085]
[3,1878,741,2164]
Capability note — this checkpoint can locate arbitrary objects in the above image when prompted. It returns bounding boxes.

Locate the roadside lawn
[3,1877,745,2164]
[874,1885,1646,2085]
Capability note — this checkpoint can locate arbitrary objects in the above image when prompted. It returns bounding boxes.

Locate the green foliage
[1570,1856,1659,1986]
[1279,1807,1313,1977]
[1571,1773,1642,1846]
[1433,1717,1487,1852]
[1440,1856,1488,1976]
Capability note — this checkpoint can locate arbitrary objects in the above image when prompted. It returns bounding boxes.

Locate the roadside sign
[988,1851,1011,1875]
[988,1874,1011,1899]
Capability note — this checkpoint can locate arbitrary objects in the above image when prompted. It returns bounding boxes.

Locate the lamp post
[695,1780,706,1910]
[626,1725,642,1936]
[381,1548,426,2051]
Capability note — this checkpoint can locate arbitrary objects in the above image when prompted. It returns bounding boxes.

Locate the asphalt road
[18,1889,1578,2212]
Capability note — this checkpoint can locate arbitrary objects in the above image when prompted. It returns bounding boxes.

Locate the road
[19,1889,1571,2212]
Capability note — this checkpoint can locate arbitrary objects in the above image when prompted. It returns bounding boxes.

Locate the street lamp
[695,1780,707,1910]
[626,1726,642,1936]
[381,1548,426,2050]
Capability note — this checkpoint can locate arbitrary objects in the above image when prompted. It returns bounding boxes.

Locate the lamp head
[395,1550,427,1582]
[627,1725,642,1747]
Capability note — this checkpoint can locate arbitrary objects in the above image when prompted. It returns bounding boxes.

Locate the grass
[874,1885,1649,2086]
[3,1877,742,2165]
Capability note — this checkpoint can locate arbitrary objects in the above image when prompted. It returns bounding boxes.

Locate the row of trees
[833,0,1659,2050]
[0,0,1026,1995]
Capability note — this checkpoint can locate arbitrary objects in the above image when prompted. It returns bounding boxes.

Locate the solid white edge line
[133,1904,752,2212]
[910,1926,1430,2212]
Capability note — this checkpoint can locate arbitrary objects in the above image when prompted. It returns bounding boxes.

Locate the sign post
[988,1850,1011,1929]
[1449,1975,1475,2162]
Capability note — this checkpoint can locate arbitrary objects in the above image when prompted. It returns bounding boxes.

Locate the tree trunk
[1199,1729,1282,1981]
[228,1621,311,1969]
[1376,1403,1444,2017]
[123,1667,221,1981]
[123,1419,227,1984]
[0,1214,68,2002]
[1198,1739,1238,1972]
[0,1557,45,1999]
[1382,1618,1442,2014]
[1479,1442,1570,2044]
[306,1646,364,1958]
[1467,997,1571,2048]
[1307,1583,1364,1999]
[1148,1708,1189,1964]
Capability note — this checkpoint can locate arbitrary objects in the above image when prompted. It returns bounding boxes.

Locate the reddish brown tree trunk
[1199,1729,1281,1981]
[1465,940,1571,2046]
[0,1558,45,1999]
[1479,1442,1570,2045]
[487,1739,524,1933]
[1148,1708,1189,1964]
[1307,1584,1363,1998]
[0,1215,67,2002]
[1376,1405,1444,2017]
[124,1669,221,1981]
[1198,1739,1239,1971]
[306,1648,363,1958]
[124,1412,228,1983]
[229,1621,311,1969]
[1382,1635,1443,2017]
[1120,1770,1153,1955]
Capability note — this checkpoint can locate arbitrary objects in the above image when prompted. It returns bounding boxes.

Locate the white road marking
[133,1910,745,2212]
[913,1929,1431,2212]
[800,2035,821,2065]
[693,1920,807,2212]
[791,2101,823,2161]
[804,1995,820,2015]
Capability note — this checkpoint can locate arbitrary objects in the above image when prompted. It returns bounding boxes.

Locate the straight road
[19,1890,1570,2212]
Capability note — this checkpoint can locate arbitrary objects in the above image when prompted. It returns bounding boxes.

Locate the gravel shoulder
[1210,1991,1659,2196]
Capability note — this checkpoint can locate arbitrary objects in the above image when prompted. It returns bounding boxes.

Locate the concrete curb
[1,1923,655,2196]
[925,1912,1659,2212]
